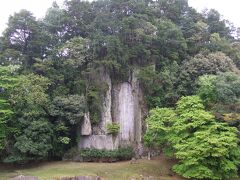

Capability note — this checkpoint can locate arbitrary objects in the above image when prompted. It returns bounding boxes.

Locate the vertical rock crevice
[99,71,112,133]
[81,112,92,136]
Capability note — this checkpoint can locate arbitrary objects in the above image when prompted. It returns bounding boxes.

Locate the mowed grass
[0,156,185,180]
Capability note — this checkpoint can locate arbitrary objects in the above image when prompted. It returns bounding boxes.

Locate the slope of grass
[0,156,185,180]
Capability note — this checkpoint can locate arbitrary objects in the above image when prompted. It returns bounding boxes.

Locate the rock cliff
[78,69,146,153]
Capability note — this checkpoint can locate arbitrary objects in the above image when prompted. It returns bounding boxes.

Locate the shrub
[79,147,134,162]
[106,123,120,135]
[64,147,134,162]
[116,147,134,160]
[63,147,79,160]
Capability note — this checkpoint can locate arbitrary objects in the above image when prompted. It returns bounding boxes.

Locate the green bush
[106,123,120,135]
[64,147,134,162]
[79,147,134,162]
[144,96,240,179]
[117,147,134,160]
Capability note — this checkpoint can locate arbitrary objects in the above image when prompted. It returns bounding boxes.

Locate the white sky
[188,0,240,27]
[0,0,239,35]
[0,0,64,34]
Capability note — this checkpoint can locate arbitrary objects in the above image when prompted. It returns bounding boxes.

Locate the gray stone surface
[118,82,135,142]
[79,135,118,150]
[112,69,146,146]
[81,112,92,135]
[132,69,144,144]
[99,71,112,133]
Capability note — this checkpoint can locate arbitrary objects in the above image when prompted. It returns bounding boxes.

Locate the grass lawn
[0,156,185,180]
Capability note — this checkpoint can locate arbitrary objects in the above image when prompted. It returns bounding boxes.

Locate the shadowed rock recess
[79,69,147,155]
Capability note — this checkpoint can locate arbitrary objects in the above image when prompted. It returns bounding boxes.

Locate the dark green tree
[6,74,52,162]
[2,10,48,69]
[178,52,238,95]
[204,9,232,39]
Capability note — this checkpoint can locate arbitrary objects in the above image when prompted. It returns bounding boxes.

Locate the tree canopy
[145,96,240,179]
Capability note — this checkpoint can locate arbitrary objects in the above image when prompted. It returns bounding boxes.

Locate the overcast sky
[0,0,239,34]
[189,0,240,27]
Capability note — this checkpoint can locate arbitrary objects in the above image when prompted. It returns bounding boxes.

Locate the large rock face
[118,82,135,142]
[79,135,117,150]
[78,69,146,152]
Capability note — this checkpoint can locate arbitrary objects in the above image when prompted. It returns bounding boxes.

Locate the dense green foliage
[0,66,19,152]
[178,52,238,95]
[0,0,240,178]
[64,147,134,162]
[197,72,240,106]
[145,96,240,179]
[106,123,120,135]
